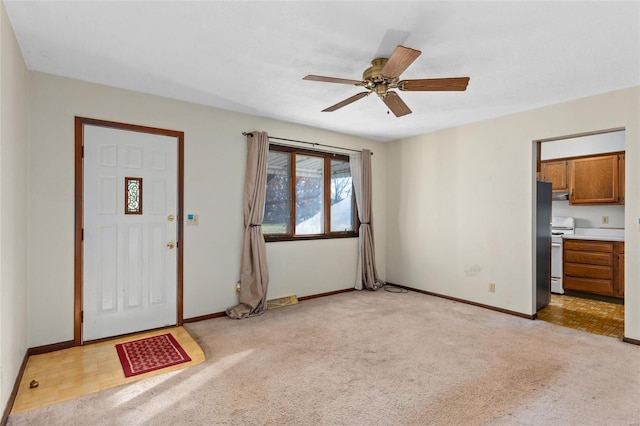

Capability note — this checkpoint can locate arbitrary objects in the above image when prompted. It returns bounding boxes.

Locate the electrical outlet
[235,282,240,294]
[488,283,496,293]
[602,216,609,225]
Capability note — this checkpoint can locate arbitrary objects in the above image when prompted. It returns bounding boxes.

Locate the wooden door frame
[74,117,185,345]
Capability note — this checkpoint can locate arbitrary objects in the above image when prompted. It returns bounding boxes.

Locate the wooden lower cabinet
[563,239,624,298]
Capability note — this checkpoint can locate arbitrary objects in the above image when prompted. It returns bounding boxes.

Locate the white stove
[551,216,575,294]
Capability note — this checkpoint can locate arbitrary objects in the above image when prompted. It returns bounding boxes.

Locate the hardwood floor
[11,326,204,414]
[537,294,624,338]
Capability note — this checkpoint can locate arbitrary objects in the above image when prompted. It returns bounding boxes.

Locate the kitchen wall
[385,86,640,340]
[28,71,387,347]
[540,131,625,160]
[552,201,624,228]
[0,1,29,411]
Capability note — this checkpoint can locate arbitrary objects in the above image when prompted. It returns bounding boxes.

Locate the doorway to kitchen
[534,128,625,339]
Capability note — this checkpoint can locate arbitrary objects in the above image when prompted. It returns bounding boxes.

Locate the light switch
[187,214,199,225]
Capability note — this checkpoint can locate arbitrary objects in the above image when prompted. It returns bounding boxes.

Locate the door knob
[167,241,175,249]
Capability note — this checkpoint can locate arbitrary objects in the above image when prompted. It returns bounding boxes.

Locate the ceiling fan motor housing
[362,58,387,81]
[363,58,399,97]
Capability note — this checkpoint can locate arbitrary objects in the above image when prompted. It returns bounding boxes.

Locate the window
[125,177,143,214]
[264,145,357,241]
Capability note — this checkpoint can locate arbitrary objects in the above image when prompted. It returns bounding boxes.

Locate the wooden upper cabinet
[541,160,569,191]
[539,151,624,205]
[569,154,622,205]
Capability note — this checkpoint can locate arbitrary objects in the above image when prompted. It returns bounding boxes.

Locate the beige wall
[27,71,386,347]
[0,0,29,411]
[386,86,640,340]
[25,72,640,347]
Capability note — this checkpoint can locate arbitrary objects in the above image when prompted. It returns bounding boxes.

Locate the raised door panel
[564,250,612,266]
[569,155,619,204]
[564,263,612,280]
[619,253,624,297]
[564,277,615,296]
[98,224,118,313]
[541,160,569,191]
[123,224,144,310]
[563,239,613,253]
[615,242,624,297]
[619,154,625,204]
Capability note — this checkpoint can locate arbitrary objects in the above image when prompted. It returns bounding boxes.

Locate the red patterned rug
[115,333,191,377]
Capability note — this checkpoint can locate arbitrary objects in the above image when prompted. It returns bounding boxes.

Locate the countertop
[562,228,624,242]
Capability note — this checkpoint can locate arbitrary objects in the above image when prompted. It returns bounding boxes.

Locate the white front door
[82,124,178,342]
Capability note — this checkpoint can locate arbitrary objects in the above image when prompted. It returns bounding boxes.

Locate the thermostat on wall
[187,214,199,225]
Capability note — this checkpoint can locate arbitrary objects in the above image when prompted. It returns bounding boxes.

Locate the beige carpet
[8,290,640,425]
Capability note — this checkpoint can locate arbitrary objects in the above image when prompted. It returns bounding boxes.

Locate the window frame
[263,144,359,242]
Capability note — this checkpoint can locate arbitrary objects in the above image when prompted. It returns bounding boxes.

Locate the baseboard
[298,287,354,302]
[386,282,536,320]
[184,288,355,323]
[622,337,640,346]
[1,349,29,426]
[184,311,227,323]
[27,340,74,356]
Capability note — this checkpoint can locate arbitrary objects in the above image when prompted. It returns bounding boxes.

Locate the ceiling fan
[303,45,470,117]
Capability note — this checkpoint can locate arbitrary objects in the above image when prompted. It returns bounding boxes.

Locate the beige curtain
[350,149,384,290]
[226,132,270,319]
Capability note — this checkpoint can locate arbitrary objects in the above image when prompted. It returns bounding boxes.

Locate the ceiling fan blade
[400,77,470,91]
[322,92,370,112]
[381,45,421,78]
[303,75,363,85]
[382,91,412,117]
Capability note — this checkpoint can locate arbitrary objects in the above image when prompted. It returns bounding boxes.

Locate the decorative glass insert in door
[125,177,143,214]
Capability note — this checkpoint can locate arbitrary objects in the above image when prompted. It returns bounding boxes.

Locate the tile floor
[11,326,204,414]
[537,294,624,338]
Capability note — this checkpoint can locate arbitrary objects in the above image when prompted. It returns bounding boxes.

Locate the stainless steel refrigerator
[536,181,552,311]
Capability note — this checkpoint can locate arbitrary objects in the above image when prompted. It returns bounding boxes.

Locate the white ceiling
[5,1,640,142]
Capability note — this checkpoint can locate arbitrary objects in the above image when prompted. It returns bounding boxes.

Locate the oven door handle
[551,242,562,247]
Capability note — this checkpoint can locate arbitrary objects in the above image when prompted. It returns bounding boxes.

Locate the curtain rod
[242,132,371,155]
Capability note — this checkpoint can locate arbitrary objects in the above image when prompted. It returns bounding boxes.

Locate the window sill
[265,233,358,243]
